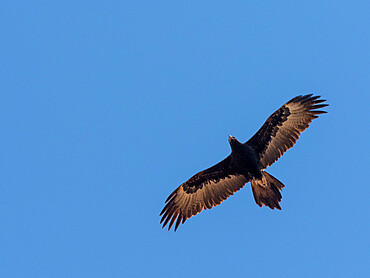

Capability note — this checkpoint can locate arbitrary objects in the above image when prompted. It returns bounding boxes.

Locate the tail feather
[251,171,285,210]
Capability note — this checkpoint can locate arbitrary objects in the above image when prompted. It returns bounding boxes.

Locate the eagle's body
[161,94,328,231]
[228,138,262,179]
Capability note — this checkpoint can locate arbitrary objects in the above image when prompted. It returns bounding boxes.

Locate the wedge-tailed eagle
[160,94,328,231]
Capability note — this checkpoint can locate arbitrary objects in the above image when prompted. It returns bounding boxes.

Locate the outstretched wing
[247,94,328,169]
[160,156,249,231]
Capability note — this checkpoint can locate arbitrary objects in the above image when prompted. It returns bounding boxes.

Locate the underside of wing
[246,94,328,169]
[160,156,249,231]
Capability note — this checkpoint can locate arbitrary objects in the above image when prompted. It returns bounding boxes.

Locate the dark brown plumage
[160,94,328,231]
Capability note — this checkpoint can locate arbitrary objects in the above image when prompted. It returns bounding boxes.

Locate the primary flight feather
[160,94,328,231]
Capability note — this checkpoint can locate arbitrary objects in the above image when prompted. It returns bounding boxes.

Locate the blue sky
[1,1,369,277]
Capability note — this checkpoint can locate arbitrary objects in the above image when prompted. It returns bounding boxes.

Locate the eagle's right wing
[160,156,250,231]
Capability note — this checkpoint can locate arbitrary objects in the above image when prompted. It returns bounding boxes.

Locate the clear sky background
[1,1,369,277]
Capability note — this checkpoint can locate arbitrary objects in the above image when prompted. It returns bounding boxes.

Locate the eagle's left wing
[246,94,328,169]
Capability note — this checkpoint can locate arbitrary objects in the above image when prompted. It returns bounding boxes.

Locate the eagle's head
[228,135,243,152]
[228,135,236,143]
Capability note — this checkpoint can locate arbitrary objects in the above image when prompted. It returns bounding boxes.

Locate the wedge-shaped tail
[251,171,285,210]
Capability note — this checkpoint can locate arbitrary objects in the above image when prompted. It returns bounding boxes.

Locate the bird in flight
[160,94,328,231]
